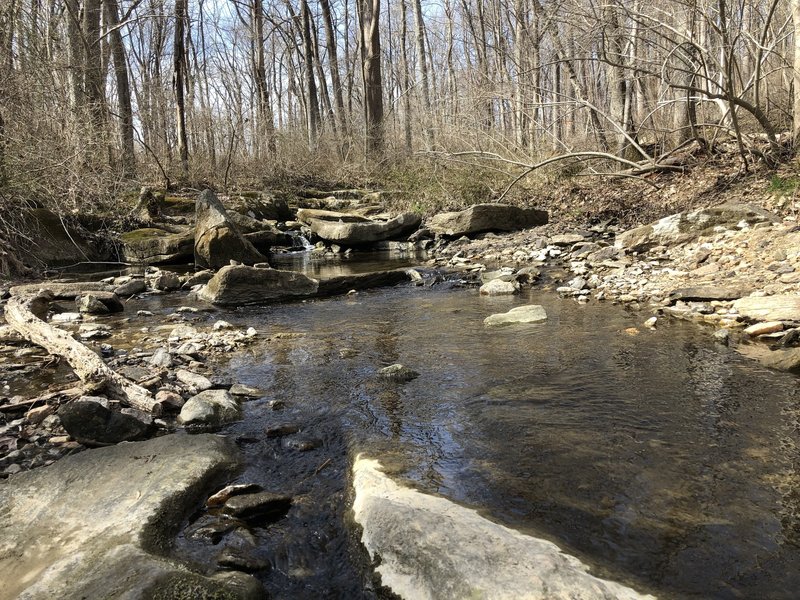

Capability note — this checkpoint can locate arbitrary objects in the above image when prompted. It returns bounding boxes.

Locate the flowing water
[31,256,800,598]
[163,269,800,599]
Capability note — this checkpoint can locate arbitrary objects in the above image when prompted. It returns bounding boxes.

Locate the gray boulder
[479,279,520,296]
[197,265,319,306]
[378,364,420,383]
[114,278,146,296]
[58,396,154,446]
[615,204,778,252]
[428,203,548,237]
[178,389,242,427]
[10,281,113,299]
[309,212,421,245]
[119,227,194,264]
[75,291,124,313]
[194,189,267,270]
[0,433,262,599]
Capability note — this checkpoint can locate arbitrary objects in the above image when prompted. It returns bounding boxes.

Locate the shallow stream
[33,255,800,598]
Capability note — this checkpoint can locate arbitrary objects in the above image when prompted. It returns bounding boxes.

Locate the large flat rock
[0,433,262,599]
[427,204,548,237]
[309,212,421,245]
[195,190,266,269]
[733,294,800,322]
[197,265,319,306]
[352,456,652,600]
[120,227,194,264]
[615,204,778,252]
[197,265,415,306]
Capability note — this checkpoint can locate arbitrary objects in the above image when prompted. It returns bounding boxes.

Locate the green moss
[163,196,195,214]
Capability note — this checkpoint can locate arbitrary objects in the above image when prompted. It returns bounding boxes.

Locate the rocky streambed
[3,192,800,599]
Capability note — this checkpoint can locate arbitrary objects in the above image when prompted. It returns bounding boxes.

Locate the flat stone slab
[0,434,263,599]
[428,203,548,237]
[352,456,653,600]
[669,286,749,302]
[309,212,421,245]
[10,281,113,298]
[733,294,800,322]
[484,305,548,326]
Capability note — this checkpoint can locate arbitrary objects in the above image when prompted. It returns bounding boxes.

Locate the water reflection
[210,286,800,599]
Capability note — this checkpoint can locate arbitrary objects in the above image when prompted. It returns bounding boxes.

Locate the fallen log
[4,291,162,415]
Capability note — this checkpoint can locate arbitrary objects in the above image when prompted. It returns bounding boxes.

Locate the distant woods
[0,0,799,205]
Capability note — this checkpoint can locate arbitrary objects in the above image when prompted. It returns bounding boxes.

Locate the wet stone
[378,364,420,383]
[222,492,292,524]
[217,546,271,573]
[186,514,240,545]
[265,424,300,438]
[207,483,263,508]
[283,437,322,452]
[229,384,264,398]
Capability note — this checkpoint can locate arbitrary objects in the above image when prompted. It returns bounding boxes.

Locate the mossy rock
[163,196,196,215]
[120,227,194,264]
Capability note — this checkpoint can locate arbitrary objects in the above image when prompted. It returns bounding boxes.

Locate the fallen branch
[4,291,162,415]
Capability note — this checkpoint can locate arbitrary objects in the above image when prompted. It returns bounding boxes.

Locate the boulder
[119,227,194,264]
[316,270,415,297]
[733,294,800,322]
[309,212,421,245]
[484,305,548,326]
[75,291,125,314]
[352,456,653,600]
[197,265,319,306]
[113,278,146,296]
[194,189,267,270]
[178,389,242,427]
[0,434,263,599]
[428,204,548,237]
[221,491,292,522]
[58,396,154,446]
[615,204,779,252]
[228,192,292,221]
[176,369,214,392]
[150,270,181,291]
[479,279,520,296]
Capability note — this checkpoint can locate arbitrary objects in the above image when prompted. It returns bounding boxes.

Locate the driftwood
[4,291,162,415]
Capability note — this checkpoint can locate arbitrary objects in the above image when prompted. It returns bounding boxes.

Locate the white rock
[484,305,548,326]
[352,456,653,600]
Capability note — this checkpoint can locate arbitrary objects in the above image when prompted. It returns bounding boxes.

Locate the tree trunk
[252,0,277,156]
[83,0,105,125]
[359,0,384,159]
[412,0,434,148]
[104,0,136,177]
[301,0,321,148]
[793,0,800,145]
[173,0,190,179]
[5,292,162,414]
[320,0,347,137]
[399,0,413,154]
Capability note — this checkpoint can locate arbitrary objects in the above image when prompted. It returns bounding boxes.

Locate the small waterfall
[288,232,315,251]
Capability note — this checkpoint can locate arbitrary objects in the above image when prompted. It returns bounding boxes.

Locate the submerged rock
[0,434,263,599]
[222,491,292,523]
[428,204,548,237]
[484,305,548,326]
[352,456,653,600]
[378,364,420,383]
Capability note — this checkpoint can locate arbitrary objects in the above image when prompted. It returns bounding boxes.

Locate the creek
[27,254,800,598]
